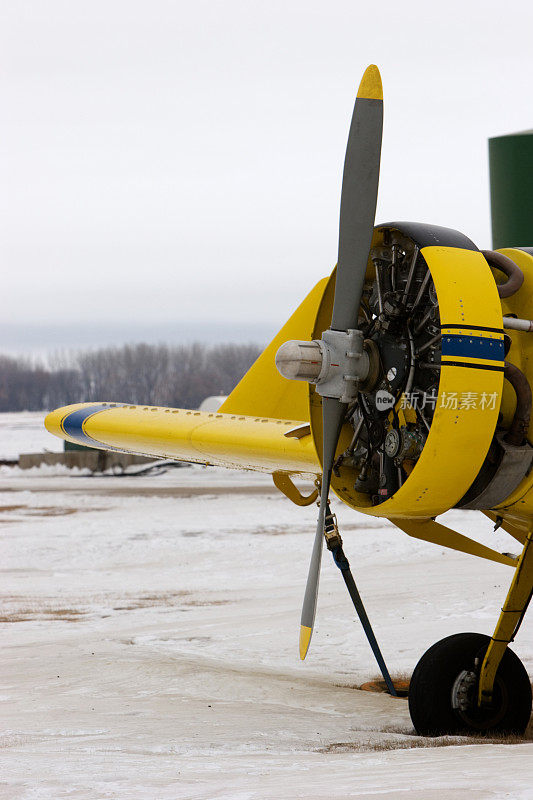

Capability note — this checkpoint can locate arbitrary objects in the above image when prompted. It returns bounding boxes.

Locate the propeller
[299,64,383,659]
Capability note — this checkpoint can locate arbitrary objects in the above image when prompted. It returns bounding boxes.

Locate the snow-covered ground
[2,414,533,798]
[0,411,61,460]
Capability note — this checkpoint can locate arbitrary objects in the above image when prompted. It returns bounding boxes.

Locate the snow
[0,411,62,459]
[2,414,533,797]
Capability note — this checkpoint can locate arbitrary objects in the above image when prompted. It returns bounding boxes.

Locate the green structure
[489,130,533,249]
[64,439,96,452]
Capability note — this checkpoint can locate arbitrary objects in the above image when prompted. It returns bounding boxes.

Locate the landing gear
[409,632,532,736]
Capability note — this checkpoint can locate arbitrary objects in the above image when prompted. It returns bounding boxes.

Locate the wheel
[409,632,532,736]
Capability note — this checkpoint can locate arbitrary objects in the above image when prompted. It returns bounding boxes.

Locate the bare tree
[0,343,262,411]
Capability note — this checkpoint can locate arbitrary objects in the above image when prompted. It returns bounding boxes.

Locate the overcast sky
[2,0,533,347]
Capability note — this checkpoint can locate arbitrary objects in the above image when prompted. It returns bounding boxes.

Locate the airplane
[45,64,533,738]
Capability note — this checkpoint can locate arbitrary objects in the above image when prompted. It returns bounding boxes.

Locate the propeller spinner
[275,65,383,659]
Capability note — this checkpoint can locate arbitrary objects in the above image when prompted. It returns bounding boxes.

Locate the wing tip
[357,64,383,100]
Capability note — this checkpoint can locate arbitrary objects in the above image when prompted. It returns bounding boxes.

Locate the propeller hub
[276,329,376,404]
[275,340,323,382]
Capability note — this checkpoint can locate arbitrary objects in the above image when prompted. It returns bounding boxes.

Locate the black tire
[409,632,532,736]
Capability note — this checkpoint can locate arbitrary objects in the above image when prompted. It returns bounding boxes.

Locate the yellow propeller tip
[357,64,383,100]
[299,625,313,660]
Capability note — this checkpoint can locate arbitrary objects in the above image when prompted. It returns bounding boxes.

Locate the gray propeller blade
[331,65,383,332]
[299,65,383,659]
[299,397,345,658]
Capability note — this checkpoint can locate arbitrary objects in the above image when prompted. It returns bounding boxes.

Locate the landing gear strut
[408,632,531,736]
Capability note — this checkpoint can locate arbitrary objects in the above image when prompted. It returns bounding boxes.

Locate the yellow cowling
[309,244,504,519]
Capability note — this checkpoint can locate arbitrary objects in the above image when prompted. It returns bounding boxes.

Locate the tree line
[0,342,262,412]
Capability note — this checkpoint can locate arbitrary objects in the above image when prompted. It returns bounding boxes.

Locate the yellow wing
[45,279,329,477]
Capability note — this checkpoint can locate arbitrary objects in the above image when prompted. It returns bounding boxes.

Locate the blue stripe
[61,404,121,448]
[441,334,504,362]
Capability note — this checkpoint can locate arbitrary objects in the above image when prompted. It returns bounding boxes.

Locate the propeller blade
[299,65,383,659]
[331,64,383,332]
[300,397,345,659]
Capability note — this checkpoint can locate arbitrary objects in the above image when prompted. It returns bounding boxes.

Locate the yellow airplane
[46,65,533,738]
